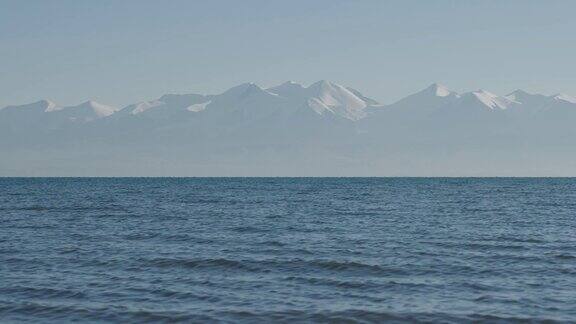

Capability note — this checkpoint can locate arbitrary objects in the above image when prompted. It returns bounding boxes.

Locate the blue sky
[1,0,575,108]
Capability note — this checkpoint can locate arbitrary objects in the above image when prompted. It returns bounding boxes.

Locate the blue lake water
[1,178,575,322]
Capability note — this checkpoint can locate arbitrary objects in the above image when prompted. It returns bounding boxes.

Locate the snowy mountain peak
[76,100,102,108]
[551,93,576,104]
[55,100,117,122]
[399,83,458,101]
[425,83,454,97]
[5,83,576,128]
[473,89,493,96]
[382,83,459,114]
[129,100,164,115]
[345,87,379,106]
[42,100,59,112]
[305,80,369,120]
[157,93,208,109]
[309,80,352,96]
[77,100,117,117]
[311,80,365,103]
[232,82,261,91]
[1,99,59,113]
[461,90,518,110]
[308,80,354,95]
[272,80,304,88]
[505,90,550,107]
[220,82,272,99]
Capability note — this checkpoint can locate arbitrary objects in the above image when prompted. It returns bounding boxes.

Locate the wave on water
[2,178,576,322]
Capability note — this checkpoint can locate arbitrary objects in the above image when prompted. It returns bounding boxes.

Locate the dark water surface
[1,178,576,323]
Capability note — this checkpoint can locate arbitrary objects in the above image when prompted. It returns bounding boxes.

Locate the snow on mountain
[414,83,457,103]
[504,90,550,114]
[505,89,546,104]
[121,93,209,116]
[187,100,211,112]
[128,100,165,115]
[369,84,521,119]
[0,99,58,114]
[538,93,576,115]
[345,87,380,106]
[0,99,115,120]
[0,81,376,132]
[269,80,379,120]
[456,90,518,111]
[5,82,576,176]
[54,101,117,122]
[204,83,284,118]
[189,82,319,139]
[304,80,368,120]
[213,83,277,103]
[503,90,576,115]
[158,93,208,107]
[201,80,377,123]
[0,99,117,135]
[0,100,59,133]
[3,82,576,136]
[367,83,459,118]
[506,90,576,107]
[429,83,454,97]
[551,93,576,104]
[108,93,210,136]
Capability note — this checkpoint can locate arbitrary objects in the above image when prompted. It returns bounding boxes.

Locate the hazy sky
[1,0,576,108]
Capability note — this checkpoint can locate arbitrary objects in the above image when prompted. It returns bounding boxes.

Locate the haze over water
[1,178,575,322]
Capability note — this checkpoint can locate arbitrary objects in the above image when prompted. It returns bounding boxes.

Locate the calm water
[1,178,576,323]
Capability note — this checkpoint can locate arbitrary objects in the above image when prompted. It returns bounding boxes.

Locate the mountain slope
[3,81,576,177]
[54,101,117,122]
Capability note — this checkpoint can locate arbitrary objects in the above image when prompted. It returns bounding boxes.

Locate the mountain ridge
[3,81,576,176]
[5,81,573,122]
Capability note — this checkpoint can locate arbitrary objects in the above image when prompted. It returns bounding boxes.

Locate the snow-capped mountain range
[3,81,574,127]
[2,80,576,176]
